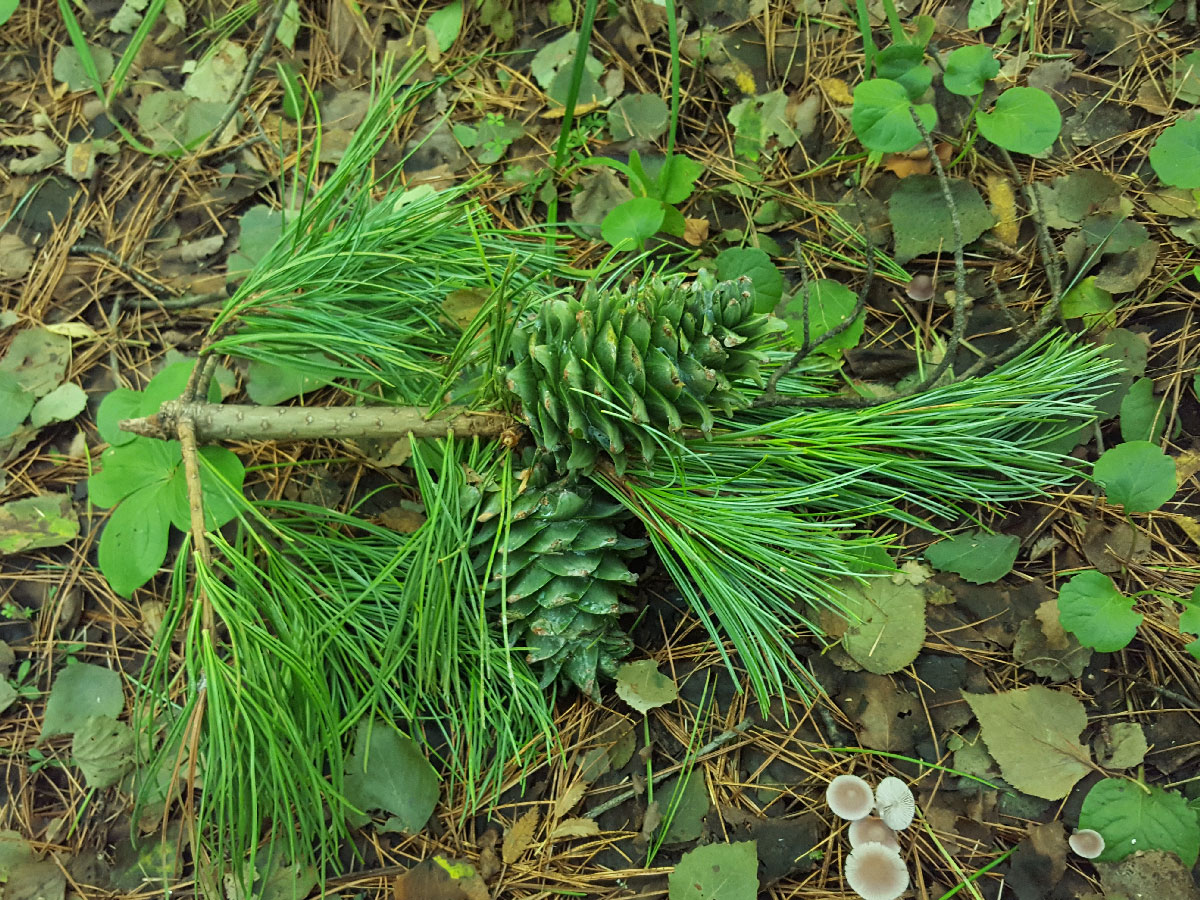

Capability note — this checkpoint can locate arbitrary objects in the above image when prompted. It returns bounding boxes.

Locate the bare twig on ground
[70,243,227,309]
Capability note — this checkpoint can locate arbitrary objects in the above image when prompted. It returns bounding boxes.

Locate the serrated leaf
[851,78,936,152]
[842,580,926,674]
[668,841,758,900]
[943,44,999,95]
[888,175,994,264]
[727,90,804,160]
[503,808,539,863]
[40,663,124,738]
[550,817,600,840]
[1057,570,1142,652]
[1150,118,1200,189]
[715,247,783,314]
[1094,441,1177,513]
[783,278,864,354]
[0,494,79,555]
[615,659,677,714]
[1095,722,1147,769]
[925,531,1019,584]
[1080,778,1200,865]
[343,721,439,832]
[976,87,1062,155]
[71,714,135,788]
[962,685,1091,800]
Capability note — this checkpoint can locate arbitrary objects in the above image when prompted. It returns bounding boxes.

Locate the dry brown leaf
[1035,598,1070,650]
[502,808,539,864]
[554,781,585,818]
[683,217,709,246]
[881,142,951,179]
[987,173,1020,247]
[393,856,487,900]
[550,817,600,840]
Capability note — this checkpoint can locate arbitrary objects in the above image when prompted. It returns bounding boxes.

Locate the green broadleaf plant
[1149,118,1200,189]
[1056,570,1143,652]
[597,149,703,249]
[1092,441,1177,513]
[925,531,1019,584]
[1079,778,1200,865]
[89,361,245,596]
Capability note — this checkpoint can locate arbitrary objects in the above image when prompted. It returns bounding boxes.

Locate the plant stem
[121,401,519,444]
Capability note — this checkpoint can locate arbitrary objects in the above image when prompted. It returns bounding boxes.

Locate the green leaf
[608,94,669,142]
[975,87,1062,155]
[967,0,1003,29]
[841,579,926,674]
[0,326,71,397]
[1149,118,1200,189]
[426,0,462,51]
[875,44,930,100]
[40,662,124,738]
[182,39,247,104]
[1060,276,1115,330]
[651,154,704,204]
[227,205,284,281]
[887,175,994,264]
[715,247,783,314]
[277,62,306,121]
[1057,570,1142,652]
[0,371,34,437]
[1180,588,1200,661]
[1080,778,1200,865]
[601,197,665,250]
[783,278,864,354]
[727,90,805,160]
[245,358,327,405]
[1093,441,1177,513]
[97,483,172,596]
[851,78,935,152]
[1119,377,1166,444]
[669,841,758,900]
[943,44,999,96]
[52,44,115,91]
[95,388,146,446]
[658,771,709,843]
[0,0,18,28]
[30,382,87,428]
[276,0,300,49]
[343,720,439,832]
[71,714,136,788]
[615,660,677,714]
[925,531,1019,584]
[0,493,79,555]
[962,685,1091,800]
[1096,722,1148,769]
[88,439,179,509]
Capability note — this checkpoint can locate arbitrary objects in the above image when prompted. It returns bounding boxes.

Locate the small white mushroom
[873,776,916,831]
[1069,829,1105,859]
[827,774,875,821]
[846,841,910,900]
[849,815,900,850]
[905,274,935,302]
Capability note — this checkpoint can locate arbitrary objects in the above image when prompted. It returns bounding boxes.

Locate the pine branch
[120,400,520,444]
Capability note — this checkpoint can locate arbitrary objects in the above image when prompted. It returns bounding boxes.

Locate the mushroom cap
[827,774,875,821]
[849,816,901,850]
[1069,829,1105,859]
[905,274,935,302]
[874,776,916,831]
[845,841,909,900]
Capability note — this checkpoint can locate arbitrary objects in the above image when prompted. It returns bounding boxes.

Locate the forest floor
[1,0,1199,898]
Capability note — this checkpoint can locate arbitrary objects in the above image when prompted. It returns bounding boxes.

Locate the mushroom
[849,815,900,850]
[1069,829,1105,859]
[905,274,935,302]
[874,776,916,831]
[827,774,875,821]
[845,841,909,900]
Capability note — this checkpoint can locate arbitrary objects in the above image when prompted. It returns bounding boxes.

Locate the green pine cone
[473,462,648,699]
[504,271,774,473]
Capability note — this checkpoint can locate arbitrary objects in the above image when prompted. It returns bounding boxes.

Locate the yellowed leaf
[1170,514,1200,548]
[42,321,97,339]
[1175,449,1200,485]
[1035,598,1070,650]
[820,77,854,106]
[554,781,585,818]
[986,174,1020,247]
[502,808,539,864]
[550,817,600,840]
[683,217,709,247]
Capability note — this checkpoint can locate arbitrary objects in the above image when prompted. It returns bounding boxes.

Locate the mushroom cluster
[826,774,916,900]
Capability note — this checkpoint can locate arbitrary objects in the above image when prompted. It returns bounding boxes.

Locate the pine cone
[473,461,647,698]
[504,272,774,473]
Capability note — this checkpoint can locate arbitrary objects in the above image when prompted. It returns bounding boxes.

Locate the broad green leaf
[88,439,179,509]
[0,0,18,27]
[426,0,462,51]
[658,771,709,843]
[0,326,71,397]
[841,579,926,674]
[851,78,935,152]
[227,205,284,280]
[888,175,994,264]
[0,493,79,555]
[343,721,439,832]
[976,87,1062,155]
[275,0,300,49]
[1149,118,1200,189]
[608,94,669,142]
[925,531,1019,584]
[669,841,758,900]
[145,359,218,406]
[182,39,247,104]
[0,371,34,437]
[1080,778,1200,865]
[95,388,146,446]
[1060,276,1115,330]
[72,714,136,788]
[97,482,172,596]
[245,358,327,405]
[1057,570,1142,652]
[40,662,124,738]
[715,247,783,314]
[52,44,115,91]
[30,382,87,428]
[962,686,1091,800]
[1093,441,1177,513]
[1119,377,1166,444]
[651,154,705,204]
[277,62,306,120]
[615,660,677,714]
[967,0,1003,28]
[875,44,930,100]
[0,831,35,880]
[783,278,864,354]
[601,197,665,250]
[943,44,999,95]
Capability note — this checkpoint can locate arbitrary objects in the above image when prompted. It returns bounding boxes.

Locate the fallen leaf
[3,132,62,175]
[0,234,33,279]
[841,579,926,674]
[615,659,677,714]
[554,781,585,818]
[683,217,709,246]
[549,818,600,840]
[1175,449,1200,485]
[1093,722,1147,769]
[0,494,79,555]
[986,173,1020,246]
[393,856,487,900]
[669,841,758,900]
[502,808,539,863]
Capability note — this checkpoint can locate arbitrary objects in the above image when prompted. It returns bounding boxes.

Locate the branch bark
[120,400,519,444]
